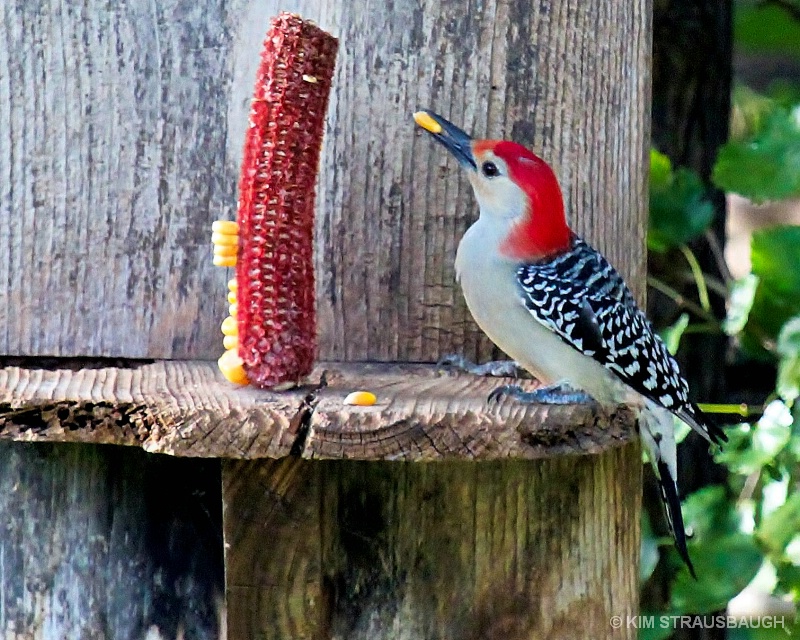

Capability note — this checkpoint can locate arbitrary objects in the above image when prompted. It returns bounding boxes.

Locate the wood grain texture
[0,359,636,459]
[233,0,652,362]
[224,446,642,639]
[2,0,650,362]
[0,442,224,640]
[0,0,238,359]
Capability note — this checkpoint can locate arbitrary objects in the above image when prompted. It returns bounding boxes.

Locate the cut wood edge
[0,360,637,460]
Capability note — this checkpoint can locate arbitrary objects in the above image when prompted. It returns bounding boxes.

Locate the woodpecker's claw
[488,384,520,404]
[438,354,525,378]
[488,383,593,405]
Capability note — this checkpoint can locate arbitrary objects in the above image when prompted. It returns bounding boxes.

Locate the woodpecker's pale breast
[455,218,629,405]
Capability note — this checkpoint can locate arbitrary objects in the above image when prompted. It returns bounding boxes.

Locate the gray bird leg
[488,382,593,405]
[437,354,526,378]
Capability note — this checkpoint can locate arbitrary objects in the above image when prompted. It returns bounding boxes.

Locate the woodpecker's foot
[438,354,525,378]
[488,383,593,405]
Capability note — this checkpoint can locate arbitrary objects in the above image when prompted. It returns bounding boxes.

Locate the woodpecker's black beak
[413,110,477,169]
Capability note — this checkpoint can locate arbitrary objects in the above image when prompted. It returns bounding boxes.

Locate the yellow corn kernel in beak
[221,315,238,336]
[223,334,239,350]
[212,220,239,235]
[343,390,377,406]
[228,278,238,292]
[413,111,442,134]
[218,349,249,385]
[227,291,237,305]
[214,245,238,258]
[214,255,237,267]
[211,232,239,247]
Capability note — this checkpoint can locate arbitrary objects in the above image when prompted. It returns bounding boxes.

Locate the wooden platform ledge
[0,360,636,460]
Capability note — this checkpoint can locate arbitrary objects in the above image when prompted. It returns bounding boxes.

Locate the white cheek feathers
[468,174,528,222]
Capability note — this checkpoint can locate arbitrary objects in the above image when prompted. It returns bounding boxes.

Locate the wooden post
[224,452,641,640]
[0,0,650,638]
[0,0,649,361]
[221,1,650,636]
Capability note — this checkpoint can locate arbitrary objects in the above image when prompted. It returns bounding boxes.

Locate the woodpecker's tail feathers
[655,459,697,580]
[676,403,728,446]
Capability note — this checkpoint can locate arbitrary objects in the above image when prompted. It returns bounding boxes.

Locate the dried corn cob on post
[233,13,337,388]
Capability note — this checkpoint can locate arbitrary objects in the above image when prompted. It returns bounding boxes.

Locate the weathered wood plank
[1,0,649,362]
[0,0,238,359]
[0,359,636,459]
[0,442,224,640]
[238,0,652,361]
[223,446,642,639]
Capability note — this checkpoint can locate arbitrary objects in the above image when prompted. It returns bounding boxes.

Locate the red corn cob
[234,13,337,388]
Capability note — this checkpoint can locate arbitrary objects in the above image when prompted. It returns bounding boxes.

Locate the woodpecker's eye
[481,161,499,178]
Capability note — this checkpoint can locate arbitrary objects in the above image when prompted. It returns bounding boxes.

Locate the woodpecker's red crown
[414,110,571,261]
[474,140,571,260]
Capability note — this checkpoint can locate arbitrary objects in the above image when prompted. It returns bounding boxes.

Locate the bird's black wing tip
[656,459,698,580]
[689,403,729,446]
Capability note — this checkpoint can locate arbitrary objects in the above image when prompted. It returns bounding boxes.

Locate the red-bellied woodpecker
[413,109,727,577]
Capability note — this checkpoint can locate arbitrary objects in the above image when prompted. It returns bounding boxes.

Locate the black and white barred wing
[516,252,725,445]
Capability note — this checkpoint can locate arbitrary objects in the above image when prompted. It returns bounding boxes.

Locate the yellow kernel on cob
[218,349,249,385]
[413,111,443,134]
[221,316,238,336]
[229,303,238,316]
[228,278,238,292]
[227,291,237,305]
[212,232,239,247]
[223,334,239,350]
[212,220,239,235]
[343,391,377,406]
[214,255,237,267]
[214,245,238,258]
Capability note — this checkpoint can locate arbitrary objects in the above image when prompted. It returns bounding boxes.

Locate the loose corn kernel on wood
[221,316,238,336]
[343,391,377,406]
[212,220,239,235]
[218,349,249,385]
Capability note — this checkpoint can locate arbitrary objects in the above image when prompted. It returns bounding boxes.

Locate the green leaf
[650,149,672,188]
[730,85,783,141]
[759,494,800,555]
[713,109,800,203]
[715,401,793,475]
[777,316,800,403]
[683,485,742,539]
[649,152,716,251]
[671,534,763,614]
[775,561,800,601]
[661,313,690,355]
[735,0,800,59]
[766,79,800,110]
[639,621,675,640]
[741,226,800,357]
[725,275,760,336]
